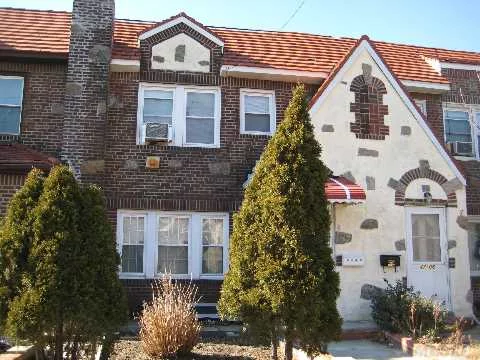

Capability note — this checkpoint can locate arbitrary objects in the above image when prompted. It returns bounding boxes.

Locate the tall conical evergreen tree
[0,169,45,330]
[219,85,341,358]
[2,166,126,360]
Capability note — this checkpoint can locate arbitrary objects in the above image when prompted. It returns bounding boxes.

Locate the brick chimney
[62,0,115,183]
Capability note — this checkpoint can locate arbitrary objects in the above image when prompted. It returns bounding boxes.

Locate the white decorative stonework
[151,33,210,72]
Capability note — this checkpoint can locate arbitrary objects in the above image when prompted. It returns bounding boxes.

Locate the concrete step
[0,346,35,360]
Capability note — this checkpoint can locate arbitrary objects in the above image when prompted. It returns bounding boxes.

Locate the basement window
[240,89,276,135]
[0,75,24,135]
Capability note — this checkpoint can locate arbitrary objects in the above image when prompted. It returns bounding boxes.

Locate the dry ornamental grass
[139,275,201,358]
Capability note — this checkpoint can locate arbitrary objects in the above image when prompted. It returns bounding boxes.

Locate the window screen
[244,95,271,133]
[157,216,189,274]
[202,218,224,274]
[121,216,145,273]
[412,214,441,262]
[143,89,174,124]
[0,77,24,134]
[185,92,215,144]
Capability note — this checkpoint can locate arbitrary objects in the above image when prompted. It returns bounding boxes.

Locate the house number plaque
[420,264,436,270]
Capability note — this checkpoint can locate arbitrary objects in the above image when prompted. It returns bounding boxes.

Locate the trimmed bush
[219,84,341,359]
[371,280,446,339]
[0,166,127,360]
[139,275,201,357]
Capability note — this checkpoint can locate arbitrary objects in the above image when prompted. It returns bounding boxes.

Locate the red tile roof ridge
[372,38,480,58]
[211,25,357,40]
[0,6,70,14]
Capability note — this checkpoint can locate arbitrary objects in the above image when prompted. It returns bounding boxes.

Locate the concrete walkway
[328,340,411,360]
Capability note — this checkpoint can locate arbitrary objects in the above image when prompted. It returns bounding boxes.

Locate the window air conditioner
[143,123,172,142]
[448,141,473,156]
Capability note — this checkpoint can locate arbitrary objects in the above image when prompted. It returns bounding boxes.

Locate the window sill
[239,133,272,139]
[119,273,224,280]
[136,143,221,151]
[240,131,274,136]
[453,155,478,161]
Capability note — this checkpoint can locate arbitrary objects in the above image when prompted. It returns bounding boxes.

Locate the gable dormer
[138,13,224,74]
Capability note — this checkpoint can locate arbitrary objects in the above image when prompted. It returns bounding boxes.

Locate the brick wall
[440,68,480,215]
[0,61,66,157]
[410,92,444,141]
[0,174,25,215]
[104,22,318,311]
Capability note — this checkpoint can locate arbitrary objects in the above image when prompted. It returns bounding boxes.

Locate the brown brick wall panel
[0,61,66,156]
[0,174,25,214]
[105,72,316,208]
[439,69,480,214]
[121,279,223,315]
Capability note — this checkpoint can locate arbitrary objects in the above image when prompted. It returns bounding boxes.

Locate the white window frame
[200,215,229,277]
[116,211,148,278]
[117,210,229,280]
[0,75,24,135]
[240,88,276,135]
[156,214,192,276]
[443,103,480,159]
[414,99,427,117]
[137,83,221,148]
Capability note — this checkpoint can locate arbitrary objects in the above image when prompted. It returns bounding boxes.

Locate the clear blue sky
[1,0,479,52]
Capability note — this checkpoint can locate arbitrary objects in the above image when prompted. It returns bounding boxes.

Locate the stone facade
[61,0,115,183]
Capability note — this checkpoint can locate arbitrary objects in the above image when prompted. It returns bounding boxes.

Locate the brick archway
[393,164,457,207]
[349,64,389,140]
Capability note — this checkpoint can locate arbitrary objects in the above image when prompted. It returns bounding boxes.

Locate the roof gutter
[220,65,327,84]
[402,80,451,94]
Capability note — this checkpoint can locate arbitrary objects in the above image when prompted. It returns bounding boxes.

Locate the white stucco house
[309,37,471,320]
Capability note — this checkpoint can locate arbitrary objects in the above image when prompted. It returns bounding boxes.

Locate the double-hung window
[118,211,228,279]
[143,89,174,125]
[157,216,189,275]
[120,215,146,274]
[202,218,225,275]
[0,76,24,135]
[138,84,220,147]
[240,89,276,135]
[443,104,480,158]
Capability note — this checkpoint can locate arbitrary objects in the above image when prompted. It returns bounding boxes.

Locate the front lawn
[110,339,273,360]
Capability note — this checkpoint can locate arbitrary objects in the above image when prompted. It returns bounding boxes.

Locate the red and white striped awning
[326,176,366,204]
[244,169,366,204]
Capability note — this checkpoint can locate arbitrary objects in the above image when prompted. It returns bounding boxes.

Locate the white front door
[405,207,451,309]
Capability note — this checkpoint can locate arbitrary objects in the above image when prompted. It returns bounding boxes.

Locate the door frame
[404,206,451,308]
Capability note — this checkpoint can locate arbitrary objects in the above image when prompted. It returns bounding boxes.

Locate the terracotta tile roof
[0,7,71,57]
[1,7,479,84]
[0,143,59,173]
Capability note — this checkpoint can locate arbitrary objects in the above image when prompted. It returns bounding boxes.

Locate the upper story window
[414,99,427,118]
[117,211,229,279]
[240,89,276,135]
[0,75,24,135]
[138,83,220,147]
[444,104,480,158]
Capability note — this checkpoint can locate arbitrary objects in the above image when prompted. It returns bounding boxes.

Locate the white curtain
[412,214,441,262]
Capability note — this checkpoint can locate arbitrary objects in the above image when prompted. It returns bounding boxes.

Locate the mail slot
[380,254,401,272]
